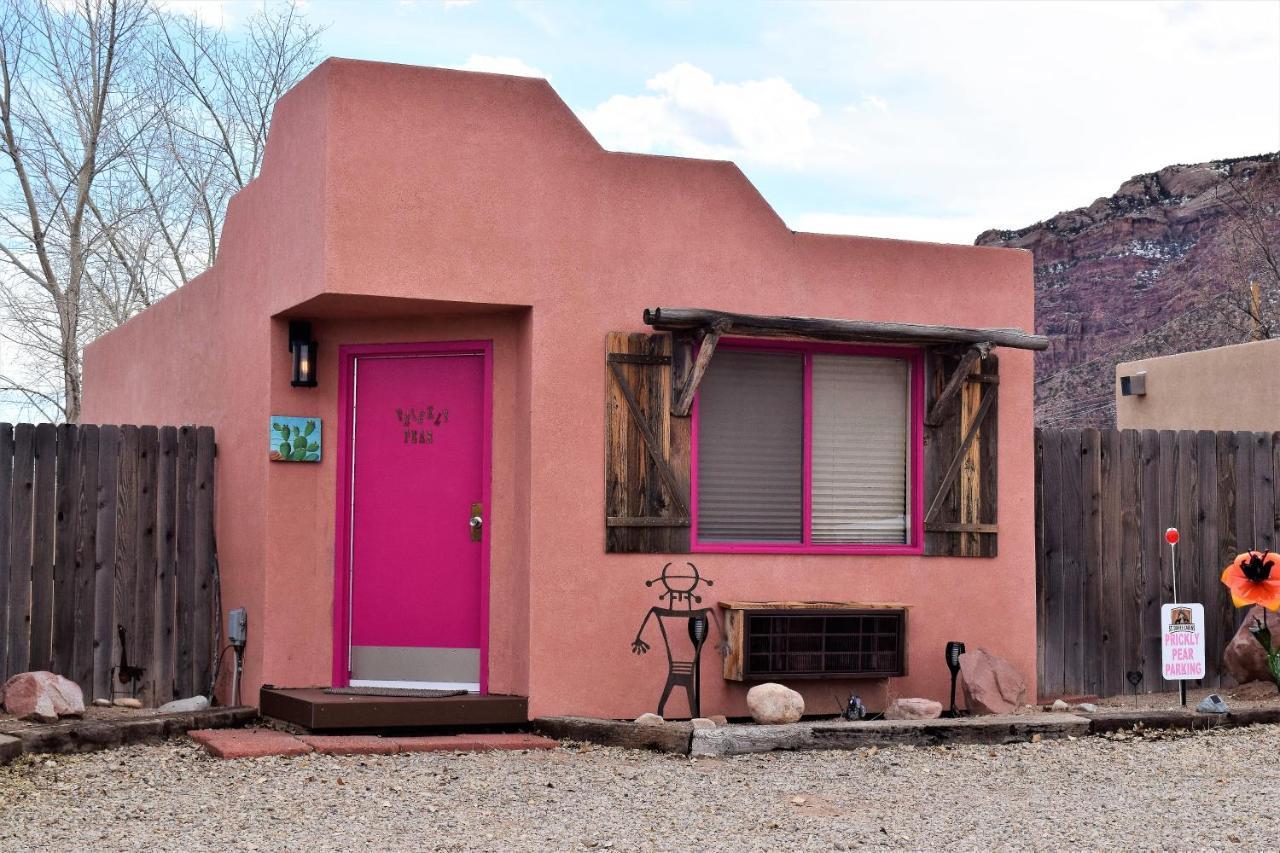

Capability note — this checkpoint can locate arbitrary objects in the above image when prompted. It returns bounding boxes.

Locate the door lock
[469,502,484,542]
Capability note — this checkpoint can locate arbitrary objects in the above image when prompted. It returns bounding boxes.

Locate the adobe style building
[81,59,1043,723]
[1117,338,1280,431]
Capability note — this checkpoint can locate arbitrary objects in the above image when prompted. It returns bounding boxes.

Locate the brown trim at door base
[259,686,528,731]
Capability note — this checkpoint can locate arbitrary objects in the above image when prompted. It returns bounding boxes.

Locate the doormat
[324,687,469,698]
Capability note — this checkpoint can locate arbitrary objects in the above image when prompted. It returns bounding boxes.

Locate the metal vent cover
[743,608,906,680]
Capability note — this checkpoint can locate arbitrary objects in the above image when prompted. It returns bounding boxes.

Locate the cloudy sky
[194,0,1279,244]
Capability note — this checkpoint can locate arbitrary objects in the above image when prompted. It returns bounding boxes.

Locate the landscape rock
[633,713,664,726]
[113,698,143,709]
[746,683,804,724]
[92,698,112,708]
[158,695,210,713]
[690,717,716,730]
[708,715,728,726]
[883,698,942,721]
[1196,694,1229,715]
[959,648,1028,715]
[1157,165,1223,199]
[1223,606,1280,685]
[1051,699,1070,712]
[2,672,85,723]
[1075,702,1098,713]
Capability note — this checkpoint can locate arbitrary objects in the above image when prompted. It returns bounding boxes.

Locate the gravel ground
[3,725,1280,851]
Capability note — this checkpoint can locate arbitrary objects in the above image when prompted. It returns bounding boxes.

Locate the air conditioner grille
[743,609,906,679]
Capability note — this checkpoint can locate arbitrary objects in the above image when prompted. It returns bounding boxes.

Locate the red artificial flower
[1221,551,1280,611]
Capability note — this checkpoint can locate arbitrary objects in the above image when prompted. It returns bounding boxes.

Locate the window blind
[811,354,910,544]
[697,350,804,542]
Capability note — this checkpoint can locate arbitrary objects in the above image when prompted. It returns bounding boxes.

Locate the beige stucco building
[1116,338,1280,431]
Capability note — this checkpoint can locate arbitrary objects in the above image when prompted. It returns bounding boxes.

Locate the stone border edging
[693,713,1092,757]
[536,706,1280,757]
[0,706,256,764]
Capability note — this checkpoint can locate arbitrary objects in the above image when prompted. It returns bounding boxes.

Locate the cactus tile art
[270,416,321,462]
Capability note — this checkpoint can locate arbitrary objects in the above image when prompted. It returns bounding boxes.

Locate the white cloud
[580,63,824,168]
[782,0,1280,233]
[320,1,1277,246]
[573,2,1277,243]
[860,95,888,113]
[455,55,546,78]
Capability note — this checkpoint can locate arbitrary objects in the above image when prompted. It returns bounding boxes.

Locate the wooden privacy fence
[0,424,216,705]
[1037,427,1280,700]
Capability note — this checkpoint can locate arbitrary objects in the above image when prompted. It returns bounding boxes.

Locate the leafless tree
[0,0,320,422]
[1215,165,1280,342]
[138,2,322,286]
[0,0,152,421]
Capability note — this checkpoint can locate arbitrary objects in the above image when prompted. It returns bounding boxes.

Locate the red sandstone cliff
[977,152,1280,427]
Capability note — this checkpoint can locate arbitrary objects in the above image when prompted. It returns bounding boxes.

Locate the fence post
[6,424,36,678]
[0,424,14,683]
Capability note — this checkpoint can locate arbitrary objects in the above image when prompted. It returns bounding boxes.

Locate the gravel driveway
[2,724,1278,851]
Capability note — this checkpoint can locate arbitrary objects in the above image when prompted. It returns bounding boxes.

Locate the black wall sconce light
[288,320,318,388]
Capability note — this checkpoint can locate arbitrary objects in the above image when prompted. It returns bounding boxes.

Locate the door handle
[470,502,483,542]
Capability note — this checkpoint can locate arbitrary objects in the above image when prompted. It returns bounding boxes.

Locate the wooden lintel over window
[643,307,1049,351]
[645,307,1042,431]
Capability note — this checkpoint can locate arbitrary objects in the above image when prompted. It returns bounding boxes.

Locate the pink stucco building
[81,59,1044,723]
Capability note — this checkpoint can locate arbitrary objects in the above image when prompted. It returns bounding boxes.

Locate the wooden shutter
[923,347,998,556]
[605,332,691,553]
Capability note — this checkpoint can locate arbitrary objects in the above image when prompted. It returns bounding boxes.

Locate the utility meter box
[228,608,248,649]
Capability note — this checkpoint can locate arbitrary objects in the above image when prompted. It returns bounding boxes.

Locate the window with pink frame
[691,340,924,554]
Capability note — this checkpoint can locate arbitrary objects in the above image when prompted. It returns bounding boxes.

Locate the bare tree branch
[0,0,321,421]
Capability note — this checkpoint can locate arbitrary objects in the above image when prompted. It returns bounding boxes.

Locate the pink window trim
[689,337,926,556]
[331,339,494,691]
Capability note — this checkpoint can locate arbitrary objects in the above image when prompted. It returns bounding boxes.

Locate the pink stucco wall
[82,59,1036,719]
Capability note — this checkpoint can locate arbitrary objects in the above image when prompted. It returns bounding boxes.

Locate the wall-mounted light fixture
[288,320,318,388]
[1120,371,1147,397]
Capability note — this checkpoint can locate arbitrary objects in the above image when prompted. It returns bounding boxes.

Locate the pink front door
[340,344,490,691]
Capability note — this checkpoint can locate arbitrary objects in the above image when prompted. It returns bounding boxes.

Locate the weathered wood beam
[925,522,1000,534]
[672,319,730,417]
[535,716,693,754]
[606,516,690,527]
[644,307,1049,351]
[925,344,991,427]
[718,600,910,610]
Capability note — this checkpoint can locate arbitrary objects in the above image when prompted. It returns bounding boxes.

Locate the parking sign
[1161,602,1205,681]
